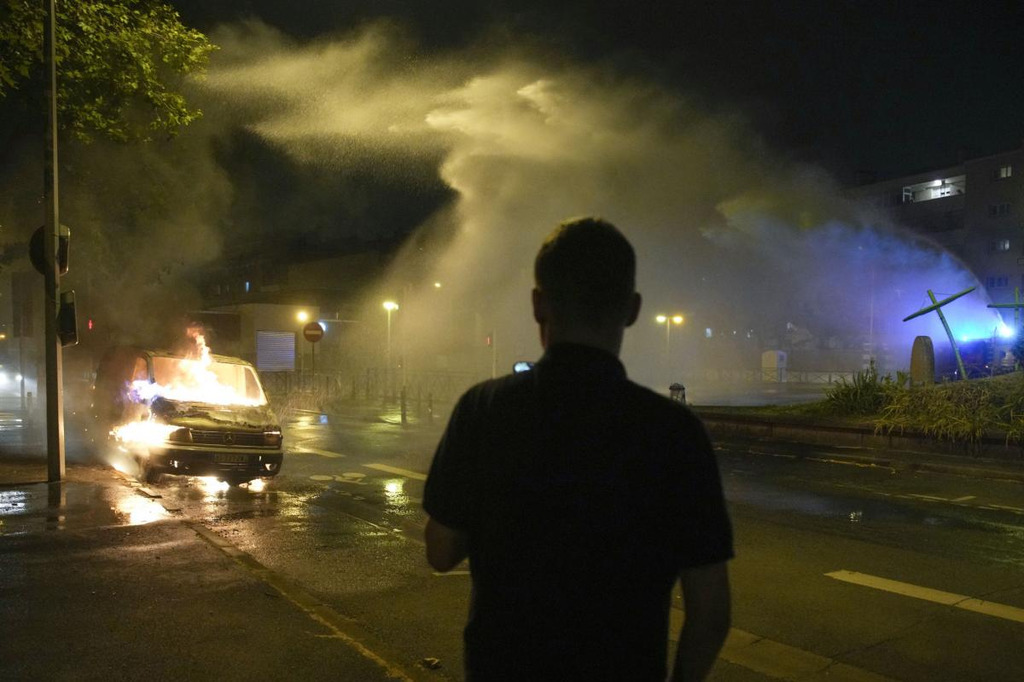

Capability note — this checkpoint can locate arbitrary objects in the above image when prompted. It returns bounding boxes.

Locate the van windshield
[150,356,267,406]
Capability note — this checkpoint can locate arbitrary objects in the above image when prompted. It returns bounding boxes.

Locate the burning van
[94,341,284,485]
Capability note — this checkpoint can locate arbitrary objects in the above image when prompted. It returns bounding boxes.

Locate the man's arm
[670,561,731,682]
[424,516,469,572]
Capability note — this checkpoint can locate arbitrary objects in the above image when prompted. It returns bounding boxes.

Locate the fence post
[400,387,407,425]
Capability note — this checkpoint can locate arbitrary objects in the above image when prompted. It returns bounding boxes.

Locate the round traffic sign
[303,321,324,343]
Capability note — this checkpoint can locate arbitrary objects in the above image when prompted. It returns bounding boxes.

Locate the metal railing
[691,369,858,385]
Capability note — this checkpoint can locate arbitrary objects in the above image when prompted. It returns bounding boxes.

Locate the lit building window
[992,239,1011,252]
[994,164,1013,180]
[705,328,713,339]
[245,280,251,293]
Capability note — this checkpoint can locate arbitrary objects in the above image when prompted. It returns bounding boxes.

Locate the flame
[199,476,230,494]
[110,330,266,447]
[131,329,265,407]
[112,420,183,446]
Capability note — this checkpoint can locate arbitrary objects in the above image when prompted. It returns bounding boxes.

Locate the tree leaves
[0,0,216,143]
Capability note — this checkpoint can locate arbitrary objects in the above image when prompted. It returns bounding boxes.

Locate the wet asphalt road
[89,405,1024,681]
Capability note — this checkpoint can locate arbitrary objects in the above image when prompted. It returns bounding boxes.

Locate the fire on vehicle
[93,330,283,486]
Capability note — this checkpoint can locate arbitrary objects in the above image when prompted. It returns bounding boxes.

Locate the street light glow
[383,300,399,311]
[296,311,309,323]
[433,282,442,289]
[655,313,685,355]
[656,314,684,326]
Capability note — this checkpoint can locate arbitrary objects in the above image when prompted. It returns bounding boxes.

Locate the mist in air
[201,22,1002,394]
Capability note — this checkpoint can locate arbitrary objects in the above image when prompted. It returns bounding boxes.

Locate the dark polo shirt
[424,343,733,681]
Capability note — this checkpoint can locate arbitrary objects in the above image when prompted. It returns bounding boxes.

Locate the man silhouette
[424,217,733,681]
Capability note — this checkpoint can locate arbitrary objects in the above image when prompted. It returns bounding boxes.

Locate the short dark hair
[534,217,636,328]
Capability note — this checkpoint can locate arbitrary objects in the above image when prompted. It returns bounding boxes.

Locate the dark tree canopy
[0,0,215,143]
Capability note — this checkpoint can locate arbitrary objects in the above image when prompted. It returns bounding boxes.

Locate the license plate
[214,454,249,464]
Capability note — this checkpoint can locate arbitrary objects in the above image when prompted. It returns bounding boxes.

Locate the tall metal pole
[927,290,968,380]
[665,322,671,355]
[43,0,65,482]
[386,309,392,365]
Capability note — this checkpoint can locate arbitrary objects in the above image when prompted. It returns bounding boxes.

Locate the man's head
[532,217,642,352]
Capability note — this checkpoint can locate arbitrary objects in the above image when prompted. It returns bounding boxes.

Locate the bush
[824,361,905,416]
[876,381,1000,445]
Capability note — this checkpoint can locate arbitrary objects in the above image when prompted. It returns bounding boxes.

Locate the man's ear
[624,292,642,327]
[532,288,546,324]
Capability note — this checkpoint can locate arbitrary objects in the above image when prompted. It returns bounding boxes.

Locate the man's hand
[670,561,731,682]
[425,516,469,572]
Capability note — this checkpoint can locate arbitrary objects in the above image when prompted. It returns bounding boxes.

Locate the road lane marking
[951,495,976,502]
[906,493,947,502]
[986,504,1024,513]
[432,570,470,577]
[668,609,895,681]
[826,570,1024,624]
[364,463,427,481]
[293,447,345,459]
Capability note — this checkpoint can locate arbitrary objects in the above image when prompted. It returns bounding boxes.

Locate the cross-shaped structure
[987,286,1023,369]
[903,286,976,380]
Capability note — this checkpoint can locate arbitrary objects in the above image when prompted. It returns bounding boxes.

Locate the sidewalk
[0,454,434,682]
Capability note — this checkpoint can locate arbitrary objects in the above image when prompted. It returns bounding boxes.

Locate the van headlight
[263,429,282,447]
[167,428,193,444]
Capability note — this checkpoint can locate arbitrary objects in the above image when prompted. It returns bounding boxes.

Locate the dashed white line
[906,493,948,502]
[950,495,976,502]
[292,447,345,459]
[826,570,1024,624]
[985,504,1024,514]
[364,463,428,481]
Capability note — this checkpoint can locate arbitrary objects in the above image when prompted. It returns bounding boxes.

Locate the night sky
[172,0,1024,183]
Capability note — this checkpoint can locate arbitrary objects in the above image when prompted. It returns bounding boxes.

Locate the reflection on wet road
[11,406,1021,681]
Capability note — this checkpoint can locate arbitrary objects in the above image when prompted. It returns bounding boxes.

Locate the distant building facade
[849,145,1024,305]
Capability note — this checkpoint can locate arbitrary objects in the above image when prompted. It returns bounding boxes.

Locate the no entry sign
[302,321,324,343]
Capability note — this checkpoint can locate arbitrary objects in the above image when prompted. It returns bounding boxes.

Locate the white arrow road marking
[364,463,427,481]
[826,570,1024,624]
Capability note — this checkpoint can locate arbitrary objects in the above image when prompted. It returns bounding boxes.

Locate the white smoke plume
[200,21,1001,394]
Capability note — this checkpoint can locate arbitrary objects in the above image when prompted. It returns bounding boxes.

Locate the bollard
[400,387,407,424]
[669,383,686,404]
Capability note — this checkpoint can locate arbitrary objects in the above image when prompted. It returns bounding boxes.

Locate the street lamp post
[296,310,309,389]
[655,314,684,355]
[383,301,399,401]
[383,301,399,364]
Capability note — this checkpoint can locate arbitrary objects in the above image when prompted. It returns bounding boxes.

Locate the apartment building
[849,145,1024,306]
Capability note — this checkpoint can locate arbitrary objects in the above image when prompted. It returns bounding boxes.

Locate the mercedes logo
[223,433,235,444]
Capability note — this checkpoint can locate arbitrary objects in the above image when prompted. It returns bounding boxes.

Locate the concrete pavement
[0,454,440,682]
[2,399,1021,681]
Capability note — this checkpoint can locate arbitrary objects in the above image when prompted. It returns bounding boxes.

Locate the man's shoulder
[622,380,708,434]
[456,372,535,413]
